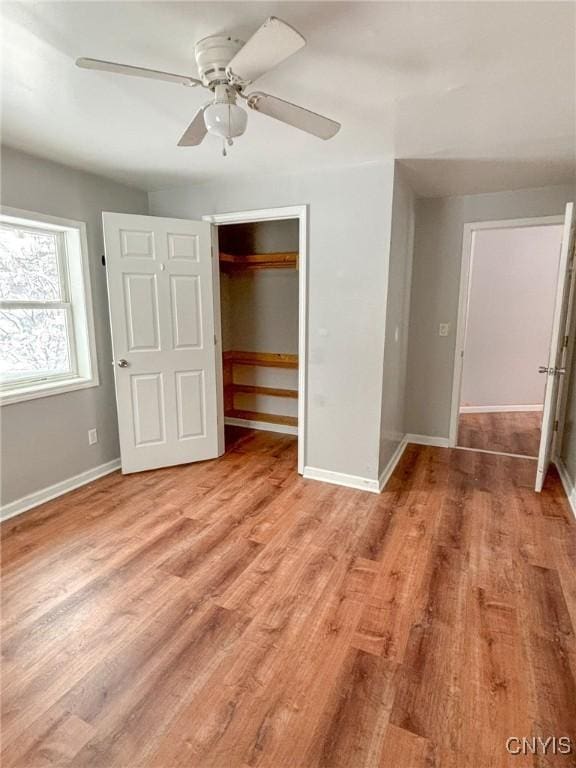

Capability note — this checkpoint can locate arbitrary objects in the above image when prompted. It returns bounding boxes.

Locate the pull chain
[222,102,232,157]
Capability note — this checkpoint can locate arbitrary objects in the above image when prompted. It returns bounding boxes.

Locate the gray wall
[461,225,561,408]
[226,271,299,354]
[560,304,576,483]
[219,219,299,255]
[405,183,575,439]
[0,146,148,507]
[560,209,576,484]
[379,163,415,475]
[220,219,299,354]
[150,161,395,481]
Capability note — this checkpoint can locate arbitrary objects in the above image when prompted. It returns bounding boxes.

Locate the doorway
[204,206,308,474]
[450,216,564,458]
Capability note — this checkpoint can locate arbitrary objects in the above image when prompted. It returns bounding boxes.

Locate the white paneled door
[103,213,223,473]
[535,202,575,492]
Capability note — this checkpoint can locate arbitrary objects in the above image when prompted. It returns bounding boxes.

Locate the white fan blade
[177,107,208,146]
[76,58,202,87]
[247,92,340,140]
[226,17,305,85]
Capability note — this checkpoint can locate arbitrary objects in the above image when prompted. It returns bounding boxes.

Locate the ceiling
[1,1,575,195]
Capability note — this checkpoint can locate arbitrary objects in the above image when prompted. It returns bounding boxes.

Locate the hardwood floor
[2,428,576,767]
[458,410,542,456]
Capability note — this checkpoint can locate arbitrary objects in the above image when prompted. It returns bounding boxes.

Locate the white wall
[0,146,148,509]
[150,161,395,482]
[405,183,575,439]
[379,163,415,474]
[461,225,562,408]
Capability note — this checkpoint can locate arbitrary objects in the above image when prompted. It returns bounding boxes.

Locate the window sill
[0,375,99,406]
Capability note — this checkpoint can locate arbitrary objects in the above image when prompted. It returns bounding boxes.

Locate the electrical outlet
[88,429,98,445]
[439,323,450,337]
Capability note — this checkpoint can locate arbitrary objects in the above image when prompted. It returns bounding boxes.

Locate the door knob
[538,365,566,375]
[117,359,129,368]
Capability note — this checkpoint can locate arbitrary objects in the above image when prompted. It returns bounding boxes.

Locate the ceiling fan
[76,17,341,154]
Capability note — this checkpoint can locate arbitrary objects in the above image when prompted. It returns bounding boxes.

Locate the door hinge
[554,419,559,432]
[214,334,217,345]
[563,334,570,348]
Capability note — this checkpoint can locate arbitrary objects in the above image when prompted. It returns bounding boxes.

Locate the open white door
[103,213,223,474]
[535,202,576,491]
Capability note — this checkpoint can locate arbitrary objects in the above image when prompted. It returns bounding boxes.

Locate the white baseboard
[0,458,121,522]
[406,434,451,448]
[553,458,576,522]
[378,437,408,492]
[303,466,380,494]
[304,437,408,495]
[459,404,543,414]
[224,416,297,436]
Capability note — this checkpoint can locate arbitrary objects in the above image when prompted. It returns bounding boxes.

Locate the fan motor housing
[194,35,243,88]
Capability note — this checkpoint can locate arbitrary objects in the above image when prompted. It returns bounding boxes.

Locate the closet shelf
[223,350,298,369]
[226,409,298,428]
[222,351,299,429]
[219,251,298,271]
[227,383,298,399]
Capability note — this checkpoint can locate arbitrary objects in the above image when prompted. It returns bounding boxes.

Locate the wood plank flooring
[458,410,542,456]
[2,428,576,767]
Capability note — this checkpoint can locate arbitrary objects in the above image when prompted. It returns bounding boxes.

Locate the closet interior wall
[218,218,299,433]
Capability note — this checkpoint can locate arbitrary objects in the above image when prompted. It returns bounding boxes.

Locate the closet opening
[204,206,308,475]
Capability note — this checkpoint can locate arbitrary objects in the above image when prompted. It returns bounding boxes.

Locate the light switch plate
[439,323,450,337]
[88,429,98,445]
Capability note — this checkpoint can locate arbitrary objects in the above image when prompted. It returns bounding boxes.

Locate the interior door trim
[449,213,565,449]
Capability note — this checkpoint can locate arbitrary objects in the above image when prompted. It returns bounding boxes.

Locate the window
[0,208,98,405]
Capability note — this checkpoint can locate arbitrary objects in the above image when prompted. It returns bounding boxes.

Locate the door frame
[203,205,309,475]
[449,214,565,448]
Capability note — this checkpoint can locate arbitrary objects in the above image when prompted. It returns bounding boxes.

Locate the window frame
[0,207,99,406]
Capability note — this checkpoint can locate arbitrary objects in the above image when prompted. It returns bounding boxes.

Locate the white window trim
[0,206,99,406]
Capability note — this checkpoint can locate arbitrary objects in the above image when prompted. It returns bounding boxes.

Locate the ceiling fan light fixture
[77,17,341,151]
[203,100,247,140]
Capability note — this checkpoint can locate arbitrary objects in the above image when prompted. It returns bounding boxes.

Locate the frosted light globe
[203,102,247,139]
